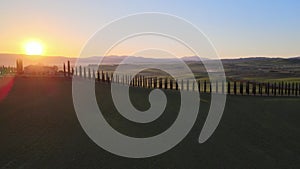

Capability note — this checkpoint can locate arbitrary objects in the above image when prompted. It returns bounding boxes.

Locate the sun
[24,41,44,55]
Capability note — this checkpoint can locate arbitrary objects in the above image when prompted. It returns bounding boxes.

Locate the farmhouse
[24,65,58,75]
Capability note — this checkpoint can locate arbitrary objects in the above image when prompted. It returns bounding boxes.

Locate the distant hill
[0,54,209,67]
[0,54,71,67]
[0,53,299,68]
[222,57,300,65]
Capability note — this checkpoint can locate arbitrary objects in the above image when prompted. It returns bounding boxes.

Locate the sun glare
[24,41,44,55]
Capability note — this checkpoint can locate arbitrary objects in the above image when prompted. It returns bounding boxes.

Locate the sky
[0,0,299,58]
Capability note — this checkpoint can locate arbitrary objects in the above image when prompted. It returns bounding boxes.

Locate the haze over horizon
[1,0,299,59]
[1,52,299,60]
[1,53,300,67]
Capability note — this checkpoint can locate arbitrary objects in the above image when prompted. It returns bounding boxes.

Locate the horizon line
[0,52,299,60]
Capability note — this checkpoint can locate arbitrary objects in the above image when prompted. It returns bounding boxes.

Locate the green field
[87,57,300,83]
[0,77,299,168]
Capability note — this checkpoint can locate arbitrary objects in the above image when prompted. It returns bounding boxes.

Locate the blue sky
[0,0,299,58]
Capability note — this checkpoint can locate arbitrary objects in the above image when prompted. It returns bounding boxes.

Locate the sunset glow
[24,41,44,55]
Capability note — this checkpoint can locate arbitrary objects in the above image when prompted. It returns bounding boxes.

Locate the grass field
[87,57,300,83]
[0,77,299,169]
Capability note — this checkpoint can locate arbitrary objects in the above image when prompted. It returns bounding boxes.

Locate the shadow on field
[0,77,299,169]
